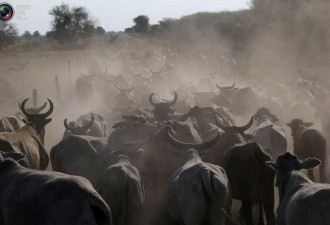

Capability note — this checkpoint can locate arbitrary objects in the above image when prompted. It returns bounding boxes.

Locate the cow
[216,82,237,98]
[0,114,24,132]
[63,113,108,139]
[287,119,327,182]
[97,154,144,225]
[141,126,221,225]
[0,151,112,225]
[266,152,330,225]
[149,92,178,122]
[160,149,233,225]
[114,85,138,108]
[0,101,51,133]
[179,105,234,141]
[222,142,276,225]
[0,98,53,170]
[52,115,155,186]
[51,135,110,186]
[253,107,287,158]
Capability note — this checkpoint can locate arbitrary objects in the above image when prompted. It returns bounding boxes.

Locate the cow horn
[215,116,253,133]
[216,82,236,91]
[166,127,220,151]
[64,114,94,134]
[149,93,157,106]
[167,92,178,106]
[33,102,47,113]
[39,99,53,118]
[115,85,134,93]
[20,98,30,118]
[240,116,254,132]
[63,119,77,133]
[215,115,231,133]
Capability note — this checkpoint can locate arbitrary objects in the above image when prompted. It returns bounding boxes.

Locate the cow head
[18,101,47,114]
[64,114,95,136]
[287,119,313,141]
[111,114,157,144]
[149,92,177,122]
[20,98,53,143]
[266,152,320,201]
[166,126,221,155]
[254,107,280,124]
[216,82,237,97]
[215,116,253,137]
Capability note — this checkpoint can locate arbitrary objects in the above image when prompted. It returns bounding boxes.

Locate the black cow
[287,119,327,182]
[0,151,112,225]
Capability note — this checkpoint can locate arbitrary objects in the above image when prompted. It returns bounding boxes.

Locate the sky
[9,0,249,35]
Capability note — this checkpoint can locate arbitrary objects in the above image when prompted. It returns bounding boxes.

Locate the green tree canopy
[0,22,17,50]
[95,26,106,35]
[33,31,41,38]
[133,15,149,34]
[49,3,95,45]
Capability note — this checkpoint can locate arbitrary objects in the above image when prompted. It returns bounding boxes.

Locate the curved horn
[216,82,236,91]
[166,127,220,151]
[33,102,47,113]
[167,92,178,106]
[149,93,157,106]
[39,99,53,118]
[115,85,134,93]
[215,115,231,133]
[64,119,77,133]
[20,98,32,118]
[239,116,254,132]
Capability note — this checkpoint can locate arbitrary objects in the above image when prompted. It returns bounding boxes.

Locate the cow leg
[320,161,327,183]
[240,201,253,225]
[263,203,276,225]
[258,204,264,225]
[307,168,315,182]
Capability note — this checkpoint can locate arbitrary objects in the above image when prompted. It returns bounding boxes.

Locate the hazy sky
[10,0,249,35]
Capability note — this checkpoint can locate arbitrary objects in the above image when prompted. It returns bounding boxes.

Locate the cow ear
[1,152,25,162]
[45,118,52,125]
[299,157,321,170]
[286,123,292,128]
[303,122,313,127]
[265,161,277,170]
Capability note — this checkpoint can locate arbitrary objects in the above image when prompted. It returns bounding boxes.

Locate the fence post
[68,60,71,83]
[55,76,60,102]
[32,89,37,107]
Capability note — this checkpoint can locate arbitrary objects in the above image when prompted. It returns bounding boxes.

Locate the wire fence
[0,60,74,114]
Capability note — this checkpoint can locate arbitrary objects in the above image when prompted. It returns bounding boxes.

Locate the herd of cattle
[1,49,330,225]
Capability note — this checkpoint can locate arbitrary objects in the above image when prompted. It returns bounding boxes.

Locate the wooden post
[68,60,71,83]
[55,76,60,101]
[32,89,37,107]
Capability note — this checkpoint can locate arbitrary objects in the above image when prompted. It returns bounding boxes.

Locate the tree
[49,3,95,45]
[95,26,105,35]
[0,22,17,50]
[133,15,149,34]
[22,31,32,40]
[33,31,41,38]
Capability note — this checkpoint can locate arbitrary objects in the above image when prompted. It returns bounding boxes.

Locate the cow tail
[50,144,60,172]
[200,167,241,225]
[121,173,129,225]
